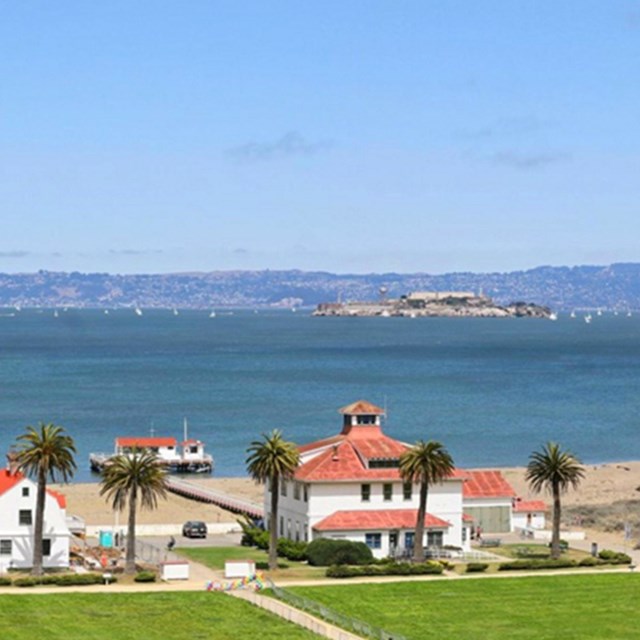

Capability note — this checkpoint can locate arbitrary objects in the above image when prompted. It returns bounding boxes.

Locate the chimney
[332,445,339,461]
[6,450,19,476]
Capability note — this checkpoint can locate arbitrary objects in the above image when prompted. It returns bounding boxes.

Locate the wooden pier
[165,477,264,520]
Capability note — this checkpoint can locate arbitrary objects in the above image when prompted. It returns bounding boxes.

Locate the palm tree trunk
[551,482,561,559]
[413,481,428,563]
[125,487,137,574]
[32,468,46,576]
[269,473,279,571]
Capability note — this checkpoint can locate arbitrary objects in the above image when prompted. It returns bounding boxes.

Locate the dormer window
[369,459,399,469]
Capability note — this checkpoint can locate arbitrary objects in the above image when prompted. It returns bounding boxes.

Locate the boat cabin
[115,437,180,463]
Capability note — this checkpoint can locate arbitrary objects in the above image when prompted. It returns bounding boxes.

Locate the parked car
[182,521,207,538]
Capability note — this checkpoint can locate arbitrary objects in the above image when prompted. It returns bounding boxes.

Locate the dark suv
[182,521,207,538]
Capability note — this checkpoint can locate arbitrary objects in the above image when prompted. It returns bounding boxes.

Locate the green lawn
[0,592,316,640]
[291,574,640,639]
[176,546,325,580]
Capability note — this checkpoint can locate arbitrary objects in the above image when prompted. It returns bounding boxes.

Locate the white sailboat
[584,314,592,324]
[173,308,179,316]
[209,310,216,318]
[549,312,558,321]
[570,310,576,319]
[135,307,143,316]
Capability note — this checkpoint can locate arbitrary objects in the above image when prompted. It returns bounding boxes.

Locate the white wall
[266,477,465,549]
[512,511,546,530]
[0,478,70,571]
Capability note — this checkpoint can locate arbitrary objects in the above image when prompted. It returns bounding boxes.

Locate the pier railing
[268,579,407,640]
[165,477,264,519]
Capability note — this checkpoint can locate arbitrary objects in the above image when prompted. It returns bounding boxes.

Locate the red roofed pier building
[0,456,71,571]
[266,401,470,559]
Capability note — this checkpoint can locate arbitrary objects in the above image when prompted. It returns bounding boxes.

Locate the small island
[313,290,553,319]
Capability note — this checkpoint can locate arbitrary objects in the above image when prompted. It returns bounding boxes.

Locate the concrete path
[230,589,367,640]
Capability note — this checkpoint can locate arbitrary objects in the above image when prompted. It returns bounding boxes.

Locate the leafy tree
[526,442,584,559]
[99,450,168,574]
[399,440,454,562]
[16,423,77,576]
[246,430,300,570]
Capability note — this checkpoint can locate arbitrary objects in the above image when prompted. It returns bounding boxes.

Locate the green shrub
[13,577,38,587]
[307,539,374,567]
[134,571,157,583]
[276,539,308,562]
[56,573,112,586]
[466,562,489,573]
[598,550,632,564]
[326,561,443,578]
[0,577,11,586]
[498,558,576,571]
[578,556,600,567]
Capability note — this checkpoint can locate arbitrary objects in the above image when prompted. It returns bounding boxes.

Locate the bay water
[0,309,638,481]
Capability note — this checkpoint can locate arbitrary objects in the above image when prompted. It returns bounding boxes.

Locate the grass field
[0,592,316,640]
[291,573,640,639]
[176,546,325,580]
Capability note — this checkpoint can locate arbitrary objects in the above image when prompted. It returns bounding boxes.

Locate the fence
[268,579,407,640]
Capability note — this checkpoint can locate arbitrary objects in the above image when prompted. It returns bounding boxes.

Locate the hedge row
[134,571,157,583]
[11,573,115,588]
[466,562,489,573]
[326,561,444,578]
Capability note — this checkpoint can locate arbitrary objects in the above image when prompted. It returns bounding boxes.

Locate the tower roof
[338,400,385,416]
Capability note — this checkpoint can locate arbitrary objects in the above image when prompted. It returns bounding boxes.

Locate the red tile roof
[513,500,547,513]
[463,513,474,522]
[462,470,515,499]
[298,435,345,455]
[116,437,177,448]
[338,400,385,415]
[314,509,451,532]
[0,469,66,509]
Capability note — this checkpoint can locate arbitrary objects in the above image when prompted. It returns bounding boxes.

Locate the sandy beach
[52,462,640,531]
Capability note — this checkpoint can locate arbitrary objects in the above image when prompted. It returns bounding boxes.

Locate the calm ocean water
[0,309,638,481]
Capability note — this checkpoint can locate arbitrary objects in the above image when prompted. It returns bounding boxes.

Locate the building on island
[0,460,71,571]
[265,400,541,558]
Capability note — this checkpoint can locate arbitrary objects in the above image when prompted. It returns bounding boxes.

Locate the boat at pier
[89,422,214,474]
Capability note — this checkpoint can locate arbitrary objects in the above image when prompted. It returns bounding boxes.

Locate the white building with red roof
[268,401,470,559]
[0,462,71,571]
[512,499,547,530]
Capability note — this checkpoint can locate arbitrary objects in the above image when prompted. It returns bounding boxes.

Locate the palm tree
[99,449,168,574]
[246,430,300,570]
[399,440,454,563]
[15,423,77,576]
[526,442,584,559]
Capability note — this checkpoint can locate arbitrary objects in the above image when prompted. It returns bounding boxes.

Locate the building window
[280,480,287,497]
[361,484,371,502]
[294,482,301,501]
[0,540,11,555]
[22,487,29,497]
[19,510,32,526]
[279,516,284,537]
[287,519,291,540]
[295,521,300,542]
[383,484,393,501]
[403,482,412,501]
[369,459,399,469]
[365,533,382,549]
[42,539,51,557]
[404,532,414,549]
[427,531,443,548]
[356,415,377,425]
[303,484,308,502]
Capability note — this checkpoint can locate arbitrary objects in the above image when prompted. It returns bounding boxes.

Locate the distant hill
[1,263,639,310]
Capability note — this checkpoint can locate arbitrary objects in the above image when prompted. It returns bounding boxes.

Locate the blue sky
[1,1,639,274]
